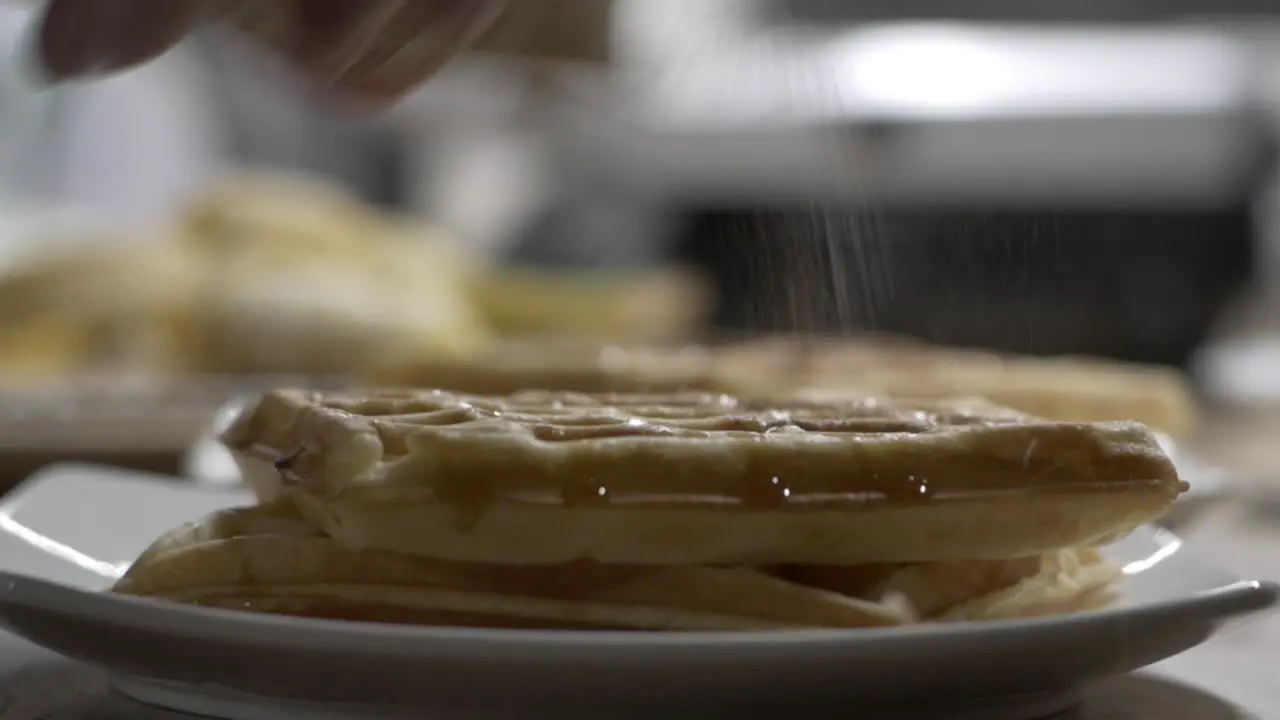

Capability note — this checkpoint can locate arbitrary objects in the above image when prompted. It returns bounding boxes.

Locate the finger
[287,0,504,100]
[37,0,205,81]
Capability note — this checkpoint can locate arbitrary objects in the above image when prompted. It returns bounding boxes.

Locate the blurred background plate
[182,394,256,490]
[0,375,345,495]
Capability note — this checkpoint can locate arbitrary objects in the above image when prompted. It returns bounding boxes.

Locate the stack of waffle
[115,388,1185,630]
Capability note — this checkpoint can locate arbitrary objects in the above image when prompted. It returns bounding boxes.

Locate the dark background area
[679,204,1255,368]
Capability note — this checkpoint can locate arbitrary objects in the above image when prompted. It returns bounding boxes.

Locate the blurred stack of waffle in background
[0,170,711,484]
[175,174,487,376]
[0,171,712,381]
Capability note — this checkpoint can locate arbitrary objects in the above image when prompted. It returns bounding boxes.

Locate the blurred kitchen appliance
[565,23,1274,367]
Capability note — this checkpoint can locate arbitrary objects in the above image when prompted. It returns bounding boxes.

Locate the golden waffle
[714,336,1198,437]
[782,548,1119,621]
[176,171,491,375]
[365,336,1197,437]
[178,170,383,259]
[467,266,713,343]
[222,388,1185,566]
[113,504,1113,630]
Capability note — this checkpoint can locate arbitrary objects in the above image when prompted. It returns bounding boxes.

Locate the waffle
[113,504,1114,630]
[221,388,1185,566]
[720,336,1198,437]
[364,336,1197,437]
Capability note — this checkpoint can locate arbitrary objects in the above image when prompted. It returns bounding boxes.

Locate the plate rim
[1,570,1275,656]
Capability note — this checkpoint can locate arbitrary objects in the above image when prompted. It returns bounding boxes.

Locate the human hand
[35,0,506,100]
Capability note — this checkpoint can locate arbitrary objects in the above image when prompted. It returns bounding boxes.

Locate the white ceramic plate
[0,464,1274,720]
